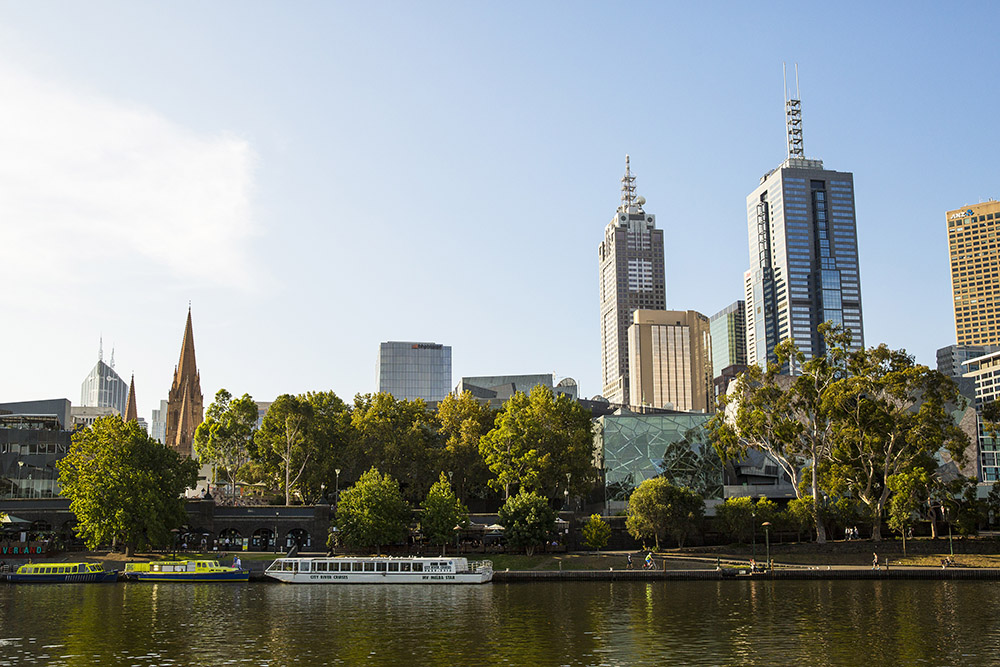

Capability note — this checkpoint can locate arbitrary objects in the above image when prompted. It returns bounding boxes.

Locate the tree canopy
[253,394,314,505]
[625,477,704,549]
[193,388,258,498]
[497,490,556,556]
[436,391,494,502]
[420,472,468,554]
[582,514,611,551]
[58,416,198,556]
[335,467,411,552]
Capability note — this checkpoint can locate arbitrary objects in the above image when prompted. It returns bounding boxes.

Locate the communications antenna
[784,63,804,159]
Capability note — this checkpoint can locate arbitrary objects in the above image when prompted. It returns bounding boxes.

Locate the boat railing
[468,560,493,573]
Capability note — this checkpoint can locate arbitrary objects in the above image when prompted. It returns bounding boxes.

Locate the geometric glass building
[595,411,722,511]
[709,301,747,379]
[79,341,127,416]
[376,341,452,402]
[599,156,666,405]
[947,200,1000,346]
[744,87,864,371]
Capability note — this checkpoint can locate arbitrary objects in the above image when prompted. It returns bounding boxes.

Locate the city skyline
[1,3,998,412]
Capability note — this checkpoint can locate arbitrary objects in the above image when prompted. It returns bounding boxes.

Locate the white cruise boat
[264,556,493,584]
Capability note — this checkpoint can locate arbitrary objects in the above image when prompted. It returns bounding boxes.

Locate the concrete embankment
[492,567,1000,582]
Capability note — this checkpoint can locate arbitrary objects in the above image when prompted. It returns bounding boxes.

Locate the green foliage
[436,391,495,502]
[351,393,440,502]
[498,490,557,556]
[58,416,198,556]
[714,496,756,544]
[298,391,353,504]
[625,477,704,549]
[943,476,987,536]
[479,385,596,500]
[335,467,411,551]
[710,323,853,544]
[253,394,314,505]
[826,345,970,540]
[782,498,815,541]
[421,472,468,552]
[887,469,929,542]
[582,514,611,551]
[194,389,259,497]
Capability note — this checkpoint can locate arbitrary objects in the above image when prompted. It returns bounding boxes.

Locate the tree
[625,477,705,549]
[886,469,929,555]
[297,391,353,504]
[782,498,815,542]
[436,391,494,502]
[421,472,468,554]
[582,514,611,551]
[57,416,198,556]
[479,385,596,501]
[193,389,258,498]
[335,467,411,552]
[253,394,314,505]
[714,497,756,544]
[498,490,556,556]
[711,324,852,544]
[351,393,440,502]
[825,345,971,540]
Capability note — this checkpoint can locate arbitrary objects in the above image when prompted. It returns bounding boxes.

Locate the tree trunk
[812,459,826,544]
[929,507,939,539]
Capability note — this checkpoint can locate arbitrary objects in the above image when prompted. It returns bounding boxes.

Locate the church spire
[165,305,204,458]
[124,374,138,422]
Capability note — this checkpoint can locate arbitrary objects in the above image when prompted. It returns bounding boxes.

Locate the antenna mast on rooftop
[784,63,804,159]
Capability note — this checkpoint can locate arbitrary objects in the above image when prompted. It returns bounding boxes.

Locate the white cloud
[0,64,258,297]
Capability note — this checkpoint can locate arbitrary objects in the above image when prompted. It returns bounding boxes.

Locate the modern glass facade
[0,415,72,499]
[745,157,864,371]
[80,359,128,415]
[709,301,746,379]
[376,342,452,402]
[595,411,722,509]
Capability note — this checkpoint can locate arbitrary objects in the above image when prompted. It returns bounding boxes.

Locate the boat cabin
[17,563,105,575]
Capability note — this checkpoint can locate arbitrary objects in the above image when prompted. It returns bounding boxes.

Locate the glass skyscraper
[709,301,746,379]
[79,342,128,415]
[376,341,452,402]
[744,95,864,370]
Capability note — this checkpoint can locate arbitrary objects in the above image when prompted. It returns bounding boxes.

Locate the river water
[1,580,998,665]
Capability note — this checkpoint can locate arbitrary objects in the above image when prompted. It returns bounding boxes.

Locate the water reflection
[3,581,1000,665]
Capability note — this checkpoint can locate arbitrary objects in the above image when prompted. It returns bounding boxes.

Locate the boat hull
[127,570,249,582]
[8,571,119,584]
[265,570,492,584]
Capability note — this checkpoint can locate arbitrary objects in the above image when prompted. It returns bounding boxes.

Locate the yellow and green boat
[123,559,248,582]
[9,562,119,583]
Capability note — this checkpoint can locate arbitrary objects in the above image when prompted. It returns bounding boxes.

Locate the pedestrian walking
[872,552,879,570]
[626,553,633,569]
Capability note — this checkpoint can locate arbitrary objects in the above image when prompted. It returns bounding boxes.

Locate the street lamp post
[762,522,772,569]
[274,511,279,555]
[16,462,23,498]
[335,468,341,505]
[751,510,756,561]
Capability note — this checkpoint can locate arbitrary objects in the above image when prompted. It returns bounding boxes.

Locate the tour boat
[8,562,119,583]
[265,556,493,584]
[123,559,248,582]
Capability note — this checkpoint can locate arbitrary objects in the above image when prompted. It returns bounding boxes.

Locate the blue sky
[1,2,998,416]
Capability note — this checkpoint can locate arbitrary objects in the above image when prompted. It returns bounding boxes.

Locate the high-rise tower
[79,339,128,415]
[947,200,1000,345]
[165,307,203,458]
[599,156,666,405]
[744,71,864,370]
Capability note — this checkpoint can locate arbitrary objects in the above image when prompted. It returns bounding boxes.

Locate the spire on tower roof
[618,155,645,214]
[784,63,804,159]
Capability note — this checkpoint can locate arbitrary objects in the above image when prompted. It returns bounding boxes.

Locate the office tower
[710,301,747,379]
[79,339,128,415]
[744,81,864,371]
[937,343,1000,379]
[599,156,666,405]
[165,307,203,458]
[376,342,452,402]
[627,309,713,413]
[150,399,169,443]
[947,201,1000,345]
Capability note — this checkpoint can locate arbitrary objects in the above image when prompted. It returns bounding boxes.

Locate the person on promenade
[233,556,242,570]
[644,552,653,570]
[626,553,633,569]
[872,553,879,570]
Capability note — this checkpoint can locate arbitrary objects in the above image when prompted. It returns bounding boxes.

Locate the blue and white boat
[8,562,119,583]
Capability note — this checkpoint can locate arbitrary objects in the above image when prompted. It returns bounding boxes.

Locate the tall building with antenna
[599,156,666,405]
[744,67,864,371]
[79,338,128,416]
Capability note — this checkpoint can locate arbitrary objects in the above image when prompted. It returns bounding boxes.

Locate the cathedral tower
[165,307,203,458]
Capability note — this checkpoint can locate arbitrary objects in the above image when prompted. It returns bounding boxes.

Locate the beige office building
[949,200,1000,345]
[627,309,713,413]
